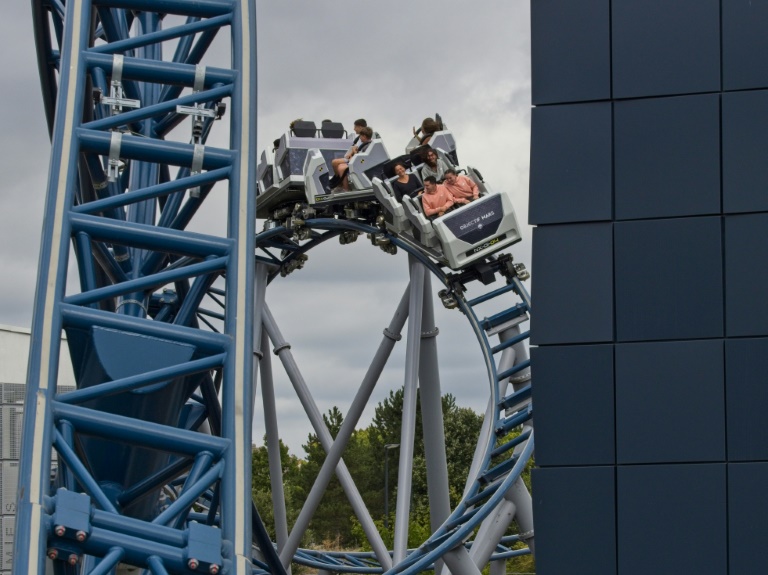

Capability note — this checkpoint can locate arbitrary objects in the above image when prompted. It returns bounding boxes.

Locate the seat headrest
[291,120,317,137]
[409,145,431,166]
[380,154,412,179]
[320,122,345,138]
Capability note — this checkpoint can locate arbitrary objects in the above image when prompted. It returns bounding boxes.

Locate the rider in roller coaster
[330,126,373,191]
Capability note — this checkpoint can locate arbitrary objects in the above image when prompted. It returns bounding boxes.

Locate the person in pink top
[443,168,479,204]
[421,176,455,219]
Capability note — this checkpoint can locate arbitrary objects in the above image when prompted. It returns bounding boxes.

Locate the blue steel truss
[17,1,270,574]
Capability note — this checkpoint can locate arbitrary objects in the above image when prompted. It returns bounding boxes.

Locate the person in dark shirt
[391,162,422,203]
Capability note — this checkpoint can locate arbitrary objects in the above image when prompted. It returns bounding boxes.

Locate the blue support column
[17,1,267,573]
[16,1,92,572]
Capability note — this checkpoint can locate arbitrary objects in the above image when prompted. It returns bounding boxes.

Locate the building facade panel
[617,464,727,575]
[615,340,725,464]
[722,90,768,213]
[530,2,768,570]
[529,102,613,224]
[611,0,720,98]
[531,344,615,467]
[614,94,720,220]
[614,217,723,342]
[532,466,617,575]
[531,223,614,345]
[722,0,768,91]
[531,0,611,105]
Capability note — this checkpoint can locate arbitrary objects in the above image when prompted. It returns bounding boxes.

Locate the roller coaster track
[16,2,534,574]
[249,221,534,575]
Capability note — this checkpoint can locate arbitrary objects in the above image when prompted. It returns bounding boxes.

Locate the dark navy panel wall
[722,2,768,90]
[722,91,768,213]
[614,94,720,219]
[615,340,725,464]
[725,213,768,336]
[530,0,611,105]
[529,102,613,224]
[614,217,723,341]
[728,463,768,573]
[530,223,613,344]
[725,338,768,461]
[611,0,720,98]
[618,464,727,575]
[532,344,614,466]
[532,467,617,575]
[530,2,768,573]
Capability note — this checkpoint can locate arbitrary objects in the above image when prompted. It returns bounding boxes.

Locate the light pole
[384,443,400,530]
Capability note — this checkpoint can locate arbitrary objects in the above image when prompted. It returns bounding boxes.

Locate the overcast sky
[0,2,532,455]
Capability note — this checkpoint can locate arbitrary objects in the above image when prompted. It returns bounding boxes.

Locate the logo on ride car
[443,195,503,244]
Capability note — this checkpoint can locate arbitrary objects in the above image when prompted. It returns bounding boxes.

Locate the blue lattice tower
[16,1,270,573]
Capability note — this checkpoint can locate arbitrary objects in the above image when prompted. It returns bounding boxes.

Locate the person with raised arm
[412,117,440,146]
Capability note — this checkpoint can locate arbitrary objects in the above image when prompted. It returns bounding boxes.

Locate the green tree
[369,388,482,512]
[443,405,486,506]
[296,406,359,547]
[250,393,535,574]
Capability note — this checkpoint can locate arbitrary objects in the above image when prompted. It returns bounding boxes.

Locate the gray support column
[251,263,290,572]
[259,328,290,561]
[490,559,507,575]
[418,272,451,528]
[441,547,483,575]
[393,257,426,563]
[469,498,517,565]
[251,263,269,408]
[506,476,534,554]
[277,287,412,570]
[263,305,391,569]
[418,272,480,575]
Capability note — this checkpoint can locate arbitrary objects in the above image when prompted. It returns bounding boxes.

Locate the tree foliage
[251,388,535,573]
